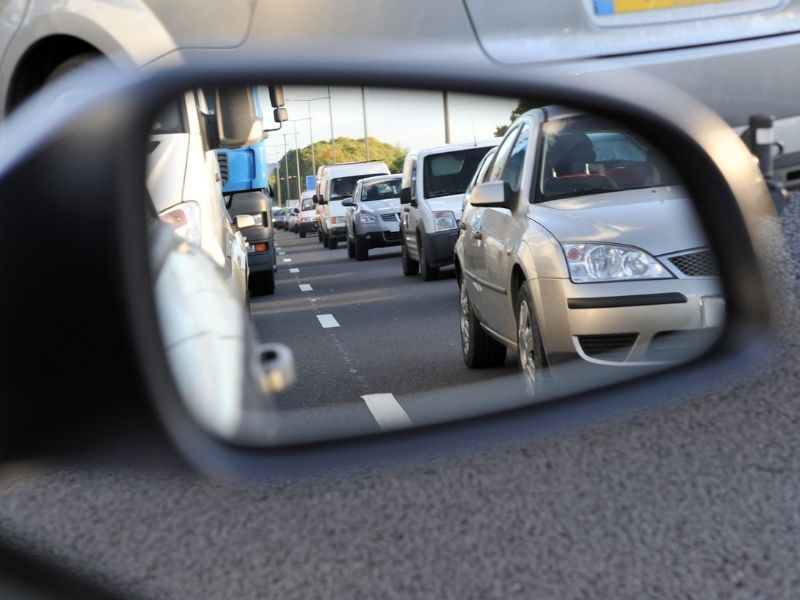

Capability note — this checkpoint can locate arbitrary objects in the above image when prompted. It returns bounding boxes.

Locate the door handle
[472,230,483,240]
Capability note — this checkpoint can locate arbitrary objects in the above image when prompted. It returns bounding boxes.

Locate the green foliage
[270,136,407,202]
[494,99,543,137]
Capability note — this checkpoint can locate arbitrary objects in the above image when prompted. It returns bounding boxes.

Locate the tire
[515,283,548,400]
[327,235,338,250]
[354,235,369,261]
[401,235,419,276]
[347,236,356,259]
[249,270,275,296]
[318,229,323,242]
[460,281,507,368]
[322,231,329,246]
[300,231,306,238]
[418,234,439,281]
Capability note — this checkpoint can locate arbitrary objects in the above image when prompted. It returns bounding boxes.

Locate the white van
[399,140,498,280]
[297,190,317,238]
[316,161,390,249]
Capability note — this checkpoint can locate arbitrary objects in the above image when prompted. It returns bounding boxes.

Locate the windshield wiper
[426,190,465,198]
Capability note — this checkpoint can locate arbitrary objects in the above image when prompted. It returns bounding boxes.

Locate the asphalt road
[249,229,516,440]
[2,210,800,599]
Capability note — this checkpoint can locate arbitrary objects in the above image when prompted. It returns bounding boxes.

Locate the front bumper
[299,220,317,233]
[247,240,276,273]
[327,222,347,241]
[422,229,459,267]
[535,277,723,369]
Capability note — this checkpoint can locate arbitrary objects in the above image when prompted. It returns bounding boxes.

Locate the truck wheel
[418,235,439,281]
[347,236,356,259]
[249,271,275,296]
[460,281,507,368]
[516,283,547,400]
[327,235,338,250]
[401,236,419,276]
[355,235,369,261]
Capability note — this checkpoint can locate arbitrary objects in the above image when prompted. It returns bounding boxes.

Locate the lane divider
[299,284,313,292]
[361,393,413,430]
[289,268,300,274]
[283,258,292,263]
[317,314,340,328]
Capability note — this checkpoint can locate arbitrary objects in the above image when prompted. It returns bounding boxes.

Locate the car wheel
[355,235,369,261]
[327,235,338,250]
[347,236,356,259]
[460,280,507,368]
[418,235,439,281]
[516,283,547,400]
[318,229,323,243]
[322,231,329,246]
[249,270,275,296]
[401,235,419,276]
[300,231,306,238]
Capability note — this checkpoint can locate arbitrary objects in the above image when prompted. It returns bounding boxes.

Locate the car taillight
[248,242,269,254]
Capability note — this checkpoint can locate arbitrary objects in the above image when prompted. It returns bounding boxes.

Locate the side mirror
[317,197,327,205]
[215,87,263,148]
[341,198,354,207]
[273,107,288,124]
[400,187,411,204]
[312,194,319,203]
[470,180,513,209]
[234,214,257,229]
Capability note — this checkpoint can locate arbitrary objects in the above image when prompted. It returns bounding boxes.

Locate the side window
[488,124,522,182]
[500,122,531,194]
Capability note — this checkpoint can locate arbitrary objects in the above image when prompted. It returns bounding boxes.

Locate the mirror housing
[317,197,327,205]
[341,198,354,207]
[273,107,289,124]
[470,181,513,210]
[215,87,263,148]
[400,187,411,204]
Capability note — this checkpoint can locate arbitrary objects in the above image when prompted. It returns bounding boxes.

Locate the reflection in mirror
[146,84,723,447]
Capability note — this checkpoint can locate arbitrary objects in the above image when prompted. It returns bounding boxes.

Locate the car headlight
[562,243,673,283]
[434,210,457,232]
[250,213,264,227]
[160,201,201,246]
[359,212,378,224]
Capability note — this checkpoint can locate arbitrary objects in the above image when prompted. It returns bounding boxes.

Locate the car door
[347,181,361,239]
[461,145,498,294]
[478,120,533,340]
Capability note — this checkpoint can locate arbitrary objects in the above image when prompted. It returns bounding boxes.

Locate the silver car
[344,175,403,261]
[454,106,723,395]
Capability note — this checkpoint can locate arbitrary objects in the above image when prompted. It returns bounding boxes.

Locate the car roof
[358,174,401,185]
[416,138,499,158]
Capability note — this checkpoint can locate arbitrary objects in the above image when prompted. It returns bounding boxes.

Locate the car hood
[360,198,401,213]
[424,194,464,221]
[529,186,707,256]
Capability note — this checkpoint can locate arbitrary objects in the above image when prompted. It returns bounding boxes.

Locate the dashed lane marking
[317,314,340,328]
[361,393,413,430]
[299,284,313,292]
[289,268,300,273]
[283,258,292,263]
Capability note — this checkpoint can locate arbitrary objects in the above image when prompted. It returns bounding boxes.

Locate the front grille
[217,153,229,185]
[577,333,638,362]
[669,250,717,277]
[646,329,718,362]
[383,231,401,242]
[380,213,399,222]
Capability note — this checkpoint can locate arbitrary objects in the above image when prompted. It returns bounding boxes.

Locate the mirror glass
[146,84,723,446]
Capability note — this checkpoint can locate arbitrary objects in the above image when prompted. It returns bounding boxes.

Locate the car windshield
[537,116,681,202]
[423,147,493,199]
[301,198,314,210]
[362,178,401,201]
[331,175,372,199]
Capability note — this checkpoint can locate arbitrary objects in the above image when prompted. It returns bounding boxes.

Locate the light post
[361,86,369,161]
[286,94,330,172]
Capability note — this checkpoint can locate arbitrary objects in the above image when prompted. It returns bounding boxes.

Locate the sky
[261,85,518,167]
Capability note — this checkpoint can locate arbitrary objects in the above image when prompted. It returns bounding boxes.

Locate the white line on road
[317,314,340,328]
[283,258,292,263]
[279,251,286,255]
[289,268,300,273]
[361,393,413,430]
[299,284,313,292]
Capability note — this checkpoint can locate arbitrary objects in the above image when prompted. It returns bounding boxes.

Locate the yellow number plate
[595,0,732,15]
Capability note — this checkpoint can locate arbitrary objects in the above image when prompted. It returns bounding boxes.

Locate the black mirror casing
[400,187,411,204]
[0,56,777,482]
[341,198,354,207]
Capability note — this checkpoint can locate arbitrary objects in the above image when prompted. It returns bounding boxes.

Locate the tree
[494,99,543,137]
[270,136,408,201]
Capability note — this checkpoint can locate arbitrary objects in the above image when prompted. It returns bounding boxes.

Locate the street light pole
[327,85,336,163]
[307,103,316,176]
[443,90,451,144]
[361,86,369,161]
[294,123,301,196]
